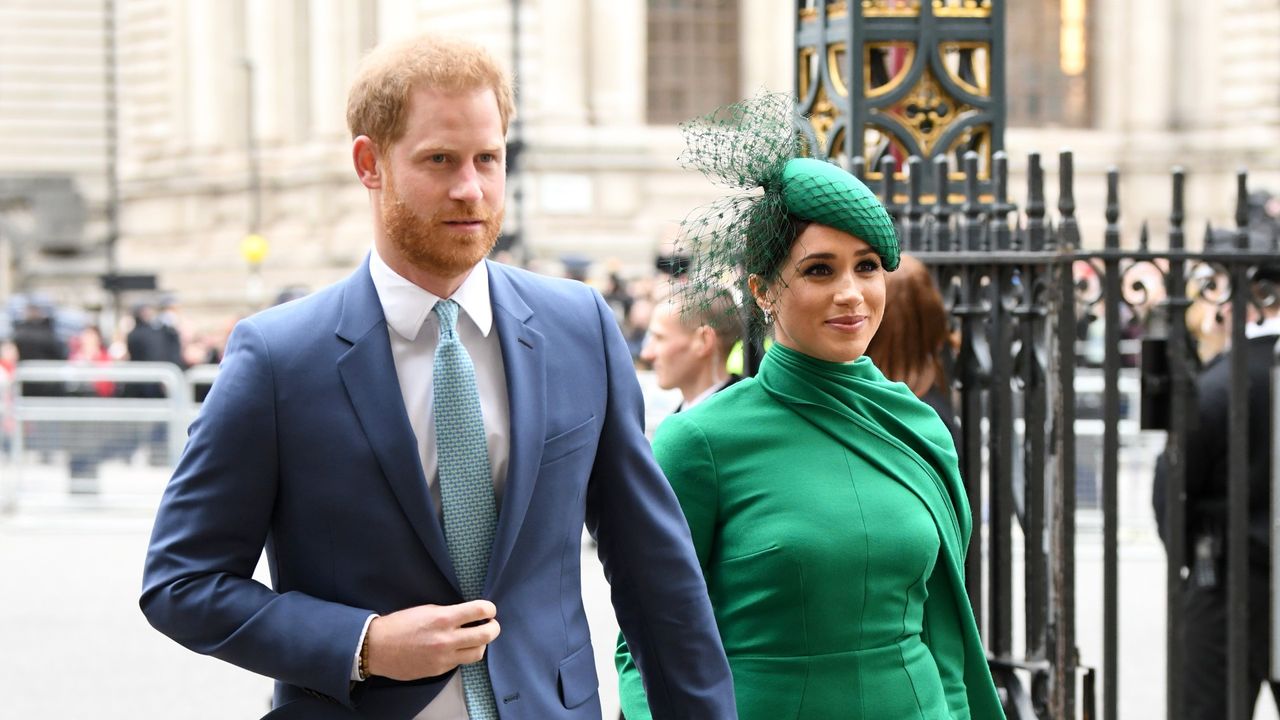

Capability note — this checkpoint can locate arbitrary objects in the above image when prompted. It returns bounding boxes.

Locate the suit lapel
[335,259,459,595]
[485,262,546,591]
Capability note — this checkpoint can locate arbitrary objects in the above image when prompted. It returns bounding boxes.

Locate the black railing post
[1018,151,1053,717]
[1026,153,1046,254]
[1052,149,1079,720]
[1101,167,1122,720]
[1164,166,1190,720]
[880,156,899,223]
[932,156,952,254]
[1226,169,1252,720]
[954,152,991,630]
[905,156,924,252]
[988,150,1014,659]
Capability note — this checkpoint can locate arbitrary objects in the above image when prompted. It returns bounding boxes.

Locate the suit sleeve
[1154,360,1226,553]
[1183,363,1226,502]
[582,290,736,720]
[615,413,721,720]
[140,319,371,706]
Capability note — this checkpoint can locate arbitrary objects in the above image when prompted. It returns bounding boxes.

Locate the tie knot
[434,299,460,339]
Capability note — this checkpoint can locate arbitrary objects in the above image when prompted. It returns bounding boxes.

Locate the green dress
[616,344,1004,719]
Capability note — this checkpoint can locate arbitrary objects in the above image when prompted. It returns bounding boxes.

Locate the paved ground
[0,460,623,719]
[3,457,1279,719]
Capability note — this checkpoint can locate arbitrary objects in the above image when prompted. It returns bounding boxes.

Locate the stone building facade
[1,0,1278,329]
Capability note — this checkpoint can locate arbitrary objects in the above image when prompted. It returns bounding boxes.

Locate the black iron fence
[855,148,1280,720]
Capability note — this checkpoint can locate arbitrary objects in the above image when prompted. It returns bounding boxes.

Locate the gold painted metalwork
[878,193,995,204]
[797,46,839,151]
[829,42,849,98]
[883,67,975,156]
[828,127,847,162]
[938,42,990,97]
[799,1,848,22]
[862,0,920,18]
[809,86,839,152]
[862,126,910,180]
[876,127,989,182]
[865,42,917,99]
[941,125,991,180]
[798,46,816,99]
[932,0,991,18]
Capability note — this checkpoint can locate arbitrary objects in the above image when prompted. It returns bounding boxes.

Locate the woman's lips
[825,315,866,332]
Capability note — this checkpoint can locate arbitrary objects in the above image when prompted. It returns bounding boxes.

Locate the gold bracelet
[357,631,371,681]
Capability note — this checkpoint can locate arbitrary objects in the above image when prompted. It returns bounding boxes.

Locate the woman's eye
[857,259,881,272]
[802,263,833,277]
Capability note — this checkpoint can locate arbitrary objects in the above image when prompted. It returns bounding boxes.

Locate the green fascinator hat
[780,157,900,271]
[671,93,900,321]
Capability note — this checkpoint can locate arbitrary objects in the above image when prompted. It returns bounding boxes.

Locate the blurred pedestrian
[68,325,116,398]
[12,300,67,397]
[639,289,742,413]
[864,253,960,450]
[1152,263,1280,720]
[0,339,15,454]
[624,295,655,363]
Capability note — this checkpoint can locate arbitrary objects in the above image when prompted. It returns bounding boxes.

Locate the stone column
[185,0,246,148]
[1126,0,1173,132]
[585,0,643,126]
[740,1,794,93]
[533,0,588,125]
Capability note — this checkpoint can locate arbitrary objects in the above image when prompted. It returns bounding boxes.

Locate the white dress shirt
[1245,314,1280,340]
[683,375,733,411]
[354,248,511,720]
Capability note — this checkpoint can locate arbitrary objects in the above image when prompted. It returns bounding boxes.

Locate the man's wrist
[351,614,377,682]
[358,629,372,681]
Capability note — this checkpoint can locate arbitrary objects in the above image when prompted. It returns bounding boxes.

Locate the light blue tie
[432,299,499,720]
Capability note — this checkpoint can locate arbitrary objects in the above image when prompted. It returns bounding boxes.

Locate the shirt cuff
[350,614,378,682]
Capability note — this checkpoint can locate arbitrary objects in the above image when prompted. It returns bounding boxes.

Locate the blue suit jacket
[141,259,735,719]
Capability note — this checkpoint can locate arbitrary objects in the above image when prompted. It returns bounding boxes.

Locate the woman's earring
[762,308,774,325]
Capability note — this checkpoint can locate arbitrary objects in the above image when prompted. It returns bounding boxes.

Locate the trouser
[1181,570,1280,720]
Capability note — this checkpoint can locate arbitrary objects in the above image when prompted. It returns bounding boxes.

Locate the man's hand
[365,600,501,681]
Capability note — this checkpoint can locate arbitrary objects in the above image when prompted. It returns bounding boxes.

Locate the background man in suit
[640,291,742,413]
[141,33,734,720]
[1153,264,1280,719]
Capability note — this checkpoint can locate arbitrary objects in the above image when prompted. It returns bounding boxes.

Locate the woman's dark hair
[750,215,811,282]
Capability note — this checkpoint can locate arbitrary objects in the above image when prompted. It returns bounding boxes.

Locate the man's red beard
[382,193,503,278]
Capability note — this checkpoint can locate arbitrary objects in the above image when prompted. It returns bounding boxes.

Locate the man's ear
[692,325,717,359]
[353,136,383,189]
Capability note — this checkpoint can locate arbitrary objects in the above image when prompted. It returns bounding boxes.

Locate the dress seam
[842,449,870,719]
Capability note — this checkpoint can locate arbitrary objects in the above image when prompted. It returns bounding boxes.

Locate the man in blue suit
[141,33,735,720]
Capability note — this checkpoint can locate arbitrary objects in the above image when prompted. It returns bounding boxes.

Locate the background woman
[864,253,961,451]
[615,94,1003,719]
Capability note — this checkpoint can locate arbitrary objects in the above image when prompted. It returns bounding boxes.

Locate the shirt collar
[1246,314,1280,340]
[368,247,493,341]
[684,376,730,410]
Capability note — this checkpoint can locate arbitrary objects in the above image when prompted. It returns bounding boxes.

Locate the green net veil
[669,92,900,330]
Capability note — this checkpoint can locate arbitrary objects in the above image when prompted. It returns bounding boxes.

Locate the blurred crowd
[0,252,695,398]
[0,292,233,398]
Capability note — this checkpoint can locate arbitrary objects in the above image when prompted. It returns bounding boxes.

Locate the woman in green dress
[615,94,1003,720]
